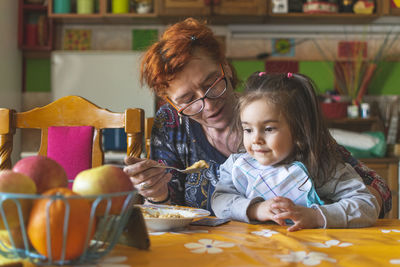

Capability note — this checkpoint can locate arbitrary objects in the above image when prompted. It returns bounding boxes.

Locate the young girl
[211,72,380,231]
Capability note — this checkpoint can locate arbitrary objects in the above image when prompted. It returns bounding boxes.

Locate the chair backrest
[145,117,154,159]
[0,95,145,170]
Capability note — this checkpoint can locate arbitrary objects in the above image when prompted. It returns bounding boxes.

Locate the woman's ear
[223,61,233,79]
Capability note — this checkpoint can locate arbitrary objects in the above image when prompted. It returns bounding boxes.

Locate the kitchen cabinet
[361,157,399,219]
[157,0,266,16]
[326,117,384,133]
[326,117,398,219]
[157,0,211,16]
[213,0,267,16]
[388,1,400,15]
[267,0,384,24]
[18,0,53,51]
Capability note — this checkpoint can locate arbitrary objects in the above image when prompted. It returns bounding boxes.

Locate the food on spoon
[185,160,209,171]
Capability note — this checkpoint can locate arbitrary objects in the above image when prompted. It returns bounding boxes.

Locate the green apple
[13,155,68,194]
[72,165,134,215]
[0,170,37,229]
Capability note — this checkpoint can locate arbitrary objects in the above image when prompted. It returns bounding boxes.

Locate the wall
[26,23,400,97]
[0,0,22,163]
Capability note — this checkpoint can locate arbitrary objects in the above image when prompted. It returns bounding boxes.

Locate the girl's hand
[271,198,325,231]
[123,157,172,202]
[247,197,289,226]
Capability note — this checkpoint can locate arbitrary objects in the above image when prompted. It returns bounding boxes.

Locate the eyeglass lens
[181,78,227,116]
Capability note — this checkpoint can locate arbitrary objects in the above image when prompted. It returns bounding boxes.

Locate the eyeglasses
[165,65,227,117]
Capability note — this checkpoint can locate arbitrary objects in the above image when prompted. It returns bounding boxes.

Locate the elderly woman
[124,18,391,217]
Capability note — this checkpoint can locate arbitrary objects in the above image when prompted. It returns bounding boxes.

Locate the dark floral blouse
[150,104,391,218]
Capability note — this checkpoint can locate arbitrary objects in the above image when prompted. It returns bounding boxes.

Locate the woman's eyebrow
[173,92,191,102]
[203,70,219,84]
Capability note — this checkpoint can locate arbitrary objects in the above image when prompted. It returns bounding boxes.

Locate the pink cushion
[47,126,94,184]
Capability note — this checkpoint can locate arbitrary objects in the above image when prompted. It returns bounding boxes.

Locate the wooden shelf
[22,3,47,11]
[326,117,384,133]
[48,0,158,21]
[18,0,53,51]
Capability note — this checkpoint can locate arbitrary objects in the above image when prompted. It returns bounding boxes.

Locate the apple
[72,165,134,215]
[0,227,25,249]
[0,170,37,229]
[13,155,68,194]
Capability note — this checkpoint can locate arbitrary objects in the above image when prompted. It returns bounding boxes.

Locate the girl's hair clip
[190,35,197,41]
[287,72,293,78]
[258,72,266,77]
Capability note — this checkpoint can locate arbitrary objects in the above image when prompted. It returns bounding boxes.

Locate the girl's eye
[243,128,252,133]
[265,126,275,132]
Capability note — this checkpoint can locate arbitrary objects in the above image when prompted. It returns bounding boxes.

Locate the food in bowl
[138,204,210,232]
[140,206,185,219]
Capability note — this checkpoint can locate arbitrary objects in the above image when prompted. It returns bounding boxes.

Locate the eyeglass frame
[165,64,227,117]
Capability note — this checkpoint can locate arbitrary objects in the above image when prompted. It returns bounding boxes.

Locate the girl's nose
[252,132,265,144]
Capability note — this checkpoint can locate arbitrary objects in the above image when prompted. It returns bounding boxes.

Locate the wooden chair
[0,95,145,170]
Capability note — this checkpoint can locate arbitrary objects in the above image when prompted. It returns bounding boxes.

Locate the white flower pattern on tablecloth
[390,259,400,264]
[184,239,235,254]
[251,229,278,237]
[305,239,352,248]
[78,256,129,267]
[276,251,336,266]
[381,229,400,233]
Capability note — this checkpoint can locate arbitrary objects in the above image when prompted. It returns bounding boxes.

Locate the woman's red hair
[140,18,233,96]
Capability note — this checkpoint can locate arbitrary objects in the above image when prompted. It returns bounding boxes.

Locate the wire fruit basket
[0,190,137,266]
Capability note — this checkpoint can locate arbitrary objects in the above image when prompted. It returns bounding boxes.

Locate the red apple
[0,170,37,229]
[13,155,68,194]
[72,165,134,215]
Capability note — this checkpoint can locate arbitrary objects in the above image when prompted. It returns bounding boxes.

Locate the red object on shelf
[18,0,53,51]
[25,23,38,46]
[320,102,349,119]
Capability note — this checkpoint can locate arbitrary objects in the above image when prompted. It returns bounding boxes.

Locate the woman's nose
[203,96,217,111]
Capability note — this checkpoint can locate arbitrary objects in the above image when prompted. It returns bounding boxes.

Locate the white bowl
[137,204,210,232]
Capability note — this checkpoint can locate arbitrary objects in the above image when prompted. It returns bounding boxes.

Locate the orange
[27,187,96,261]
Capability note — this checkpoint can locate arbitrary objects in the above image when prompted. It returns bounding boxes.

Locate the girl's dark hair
[233,72,343,187]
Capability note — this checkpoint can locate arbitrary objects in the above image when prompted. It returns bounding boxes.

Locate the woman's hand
[123,157,172,202]
[271,197,325,231]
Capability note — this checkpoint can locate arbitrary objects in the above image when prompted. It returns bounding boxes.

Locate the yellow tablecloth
[2,219,400,266]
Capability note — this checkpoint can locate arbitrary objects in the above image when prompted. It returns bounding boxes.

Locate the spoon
[154,164,207,174]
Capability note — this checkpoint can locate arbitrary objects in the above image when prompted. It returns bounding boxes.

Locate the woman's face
[166,51,236,130]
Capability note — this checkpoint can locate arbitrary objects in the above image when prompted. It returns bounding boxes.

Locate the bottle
[360,103,370,118]
[340,0,354,13]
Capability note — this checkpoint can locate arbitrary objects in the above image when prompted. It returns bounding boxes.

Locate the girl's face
[166,50,236,130]
[241,99,294,166]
